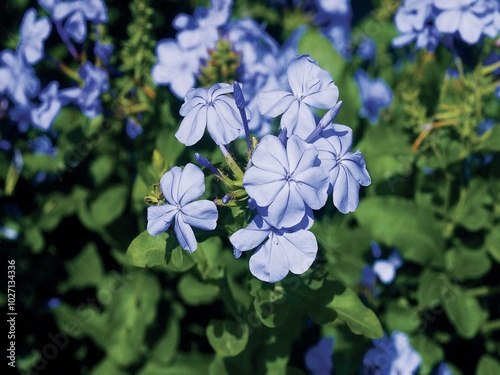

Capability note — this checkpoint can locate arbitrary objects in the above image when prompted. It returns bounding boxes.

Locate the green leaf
[89,358,128,375]
[443,287,484,339]
[327,284,384,339]
[39,192,77,232]
[485,226,500,263]
[252,285,290,328]
[59,242,104,292]
[206,319,249,357]
[476,123,500,152]
[177,274,220,306]
[126,230,168,268]
[445,247,492,281]
[383,299,421,333]
[456,179,493,232]
[90,155,115,186]
[89,185,129,227]
[476,355,500,375]
[354,197,445,267]
[24,225,45,254]
[411,334,444,375]
[417,271,447,310]
[298,28,346,82]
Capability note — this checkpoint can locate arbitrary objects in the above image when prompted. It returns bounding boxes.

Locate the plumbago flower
[40,0,108,43]
[147,163,218,253]
[354,69,392,124]
[176,83,245,146]
[146,55,370,283]
[258,54,339,139]
[31,81,62,130]
[230,214,317,283]
[243,133,330,229]
[310,121,371,214]
[304,337,335,375]
[363,331,422,375]
[18,8,52,64]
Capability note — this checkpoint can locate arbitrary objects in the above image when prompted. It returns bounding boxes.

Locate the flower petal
[174,213,198,253]
[175,105,207,146]
[181,200,218,231]
[332,165,361,214]
[160,166,182,205]
[177,163,206,205]
[229,215,271,251]
[257,91,296,117]
[147,204,177,235]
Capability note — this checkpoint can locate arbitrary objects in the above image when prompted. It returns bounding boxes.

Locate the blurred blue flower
[434,0,492,45]
[243,134,330,228]
[357,37,377,61]
[41,0,108,43]
[314,0,352,59]
[363,331,422,375]
[152,39,200,99]
[373,249,403,284]
[433,362,453,375]
[354,69,392,124]
[31,81,62,130]
[94,40,113,67]
[305,337,334,375]
[176,83,244,146]
[126,117,143,139]
[0,226,19,241]
[230,214,317,283]
[392,0,439,51]
[59,61,108,118]
[18,8,52,64]
[312,123,371,214]
[0,49,40,107]
[29,135,57,156]
[258,54,339,138]
[147,163,218,253]
[173,0,232,59]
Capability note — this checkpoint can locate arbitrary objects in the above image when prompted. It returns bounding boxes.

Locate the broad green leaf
[411,334,444,375]
[354,197,445,267]
[90,155,115,186]
[59,242,104,292]
[137,352,212,375]
[456,179,493,232]
[443,287,484,339]
[476,123,500,152]
[39,192,77,232]
[89,358,128,375]
[89,185,129,227]
[298,28,346,82]
[485,226,500,263]
[445,247,491,281]
[383,299,420,333]
[177,273,220,306]
[417,271,448,309]
[206,319,249,357]
[476,355,500,375]
[252,286,290,328]
[126,230,168,268]
[24,225,44,253]
[149,302,184,366]
[103,271,161,366]
[327,285,384,339]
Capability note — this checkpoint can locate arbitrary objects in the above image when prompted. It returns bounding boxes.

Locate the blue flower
[304,337,334,375]
[45,0,108,43]
[147,163,218,253]
[314,0,352,59]
[434,0,491,45]
[392,0,439,51]
[373,249,403,285]
[243,134,330,228]
[432,362,453,375]
[173,0,232,59]
[18,8,52,64]
[258,54,339,139]
[354,69,392,124]
[31,81,62,130]
[0,49,40,106]
[176,83,244,146]
[312,123,371,214]
[151,39,200,99]
[357,37,377,61]
[126,117,143,139]
[363,331,422,375]
[59,61,108,118]
[229,214,317,283]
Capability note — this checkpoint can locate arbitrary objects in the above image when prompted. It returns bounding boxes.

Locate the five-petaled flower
[243,134,330,229]
[258,54,339,139]
[147,163,218,253]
